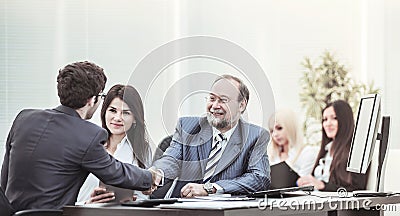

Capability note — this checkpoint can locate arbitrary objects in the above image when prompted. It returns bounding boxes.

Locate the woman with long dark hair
[297,100,367,191]
[77,84,151,204]
[100,84,151,169]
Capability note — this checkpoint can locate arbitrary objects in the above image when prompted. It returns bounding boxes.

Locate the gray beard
[207,113,229,129]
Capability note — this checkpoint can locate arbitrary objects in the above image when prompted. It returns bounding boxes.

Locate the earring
[132,122,137,129]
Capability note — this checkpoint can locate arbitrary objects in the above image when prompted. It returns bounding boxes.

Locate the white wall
[384,0,400,152]
[1,0,399,184]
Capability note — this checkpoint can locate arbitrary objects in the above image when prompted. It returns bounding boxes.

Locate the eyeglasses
[98,93,107,100]
[205,95,231,104]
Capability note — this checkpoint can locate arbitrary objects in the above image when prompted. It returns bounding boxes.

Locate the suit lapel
[213,119,246,176]
[197,119,213,175]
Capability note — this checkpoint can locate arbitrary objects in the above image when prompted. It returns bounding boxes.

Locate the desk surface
[63,194,400,216]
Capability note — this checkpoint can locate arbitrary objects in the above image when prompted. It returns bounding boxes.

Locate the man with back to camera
[0,61,159,211]
[152,74,270,198]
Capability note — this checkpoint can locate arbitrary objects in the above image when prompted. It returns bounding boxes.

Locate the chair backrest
[383,149,400,191]
[13,209,62,216]
[0,187,15,216]
[150,135,173,199]
[152,135,173,162]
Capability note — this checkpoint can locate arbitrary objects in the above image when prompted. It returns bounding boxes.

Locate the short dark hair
[57,61,107,109]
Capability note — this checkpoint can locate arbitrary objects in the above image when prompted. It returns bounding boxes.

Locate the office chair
[13,209,62,216]
[151,135,174,199]
[152,135,173,162]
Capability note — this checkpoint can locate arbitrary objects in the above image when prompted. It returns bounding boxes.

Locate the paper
[193,196,255,201]
[159,200,261,210]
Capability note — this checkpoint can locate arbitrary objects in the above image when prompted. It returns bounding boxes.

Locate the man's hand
[180,183,208,198]
[142,167,162,195]
[85,187,115,204]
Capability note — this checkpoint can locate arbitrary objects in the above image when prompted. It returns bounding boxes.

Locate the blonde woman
[268,109,318,177]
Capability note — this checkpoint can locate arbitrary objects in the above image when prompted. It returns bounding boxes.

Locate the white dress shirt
[314,142,333,183]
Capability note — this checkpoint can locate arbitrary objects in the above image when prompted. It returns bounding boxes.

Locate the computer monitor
[347,94,381,174]
[347,94,390,192]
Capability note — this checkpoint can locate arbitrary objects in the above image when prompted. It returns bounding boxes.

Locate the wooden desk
[63,195,400,216]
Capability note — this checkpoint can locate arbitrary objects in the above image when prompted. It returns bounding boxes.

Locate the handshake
[143,167,163,195]
[85,167,163,204]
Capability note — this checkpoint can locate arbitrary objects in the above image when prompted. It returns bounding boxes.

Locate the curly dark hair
[57,61,107,109]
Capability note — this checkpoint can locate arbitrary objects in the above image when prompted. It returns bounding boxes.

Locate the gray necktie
[203,133,226,183]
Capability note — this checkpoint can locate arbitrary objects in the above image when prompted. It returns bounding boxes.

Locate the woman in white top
[77,84,152,204]
[268,109,318,177]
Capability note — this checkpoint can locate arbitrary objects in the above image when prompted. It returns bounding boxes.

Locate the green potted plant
[300,51,380,145]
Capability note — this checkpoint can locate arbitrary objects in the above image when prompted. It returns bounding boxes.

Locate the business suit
[1,105,151,211]
[153,116,270,197]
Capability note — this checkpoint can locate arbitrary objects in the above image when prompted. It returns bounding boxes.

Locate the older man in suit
[1,61,158,211]
[152,75,270,198]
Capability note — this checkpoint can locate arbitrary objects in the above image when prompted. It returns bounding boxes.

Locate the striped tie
[203,133,226,183]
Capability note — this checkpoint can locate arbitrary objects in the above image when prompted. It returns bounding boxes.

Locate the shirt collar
[325,141,333,151]
[212,123,238,142]
[115,136,131,152]
[121,136,129,145]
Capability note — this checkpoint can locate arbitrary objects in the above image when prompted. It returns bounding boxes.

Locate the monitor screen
[347,94,381,174]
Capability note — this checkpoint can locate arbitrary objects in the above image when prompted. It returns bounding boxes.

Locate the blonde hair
[267,109,304,164]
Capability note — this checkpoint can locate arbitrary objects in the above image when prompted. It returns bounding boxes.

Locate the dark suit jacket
[1,105,151,211]
[152,117,271,197]
[0,186,14,215]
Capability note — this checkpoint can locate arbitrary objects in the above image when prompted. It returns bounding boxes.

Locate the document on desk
[193,196,255,201]
[159,200,261,210]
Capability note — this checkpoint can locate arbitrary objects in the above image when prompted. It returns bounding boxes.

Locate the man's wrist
[203,182,215,194]
[149,166,164,187]
[157,168,164,187]
[211,183,224,194]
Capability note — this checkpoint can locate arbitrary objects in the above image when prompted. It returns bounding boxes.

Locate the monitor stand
[353,116,390,197]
